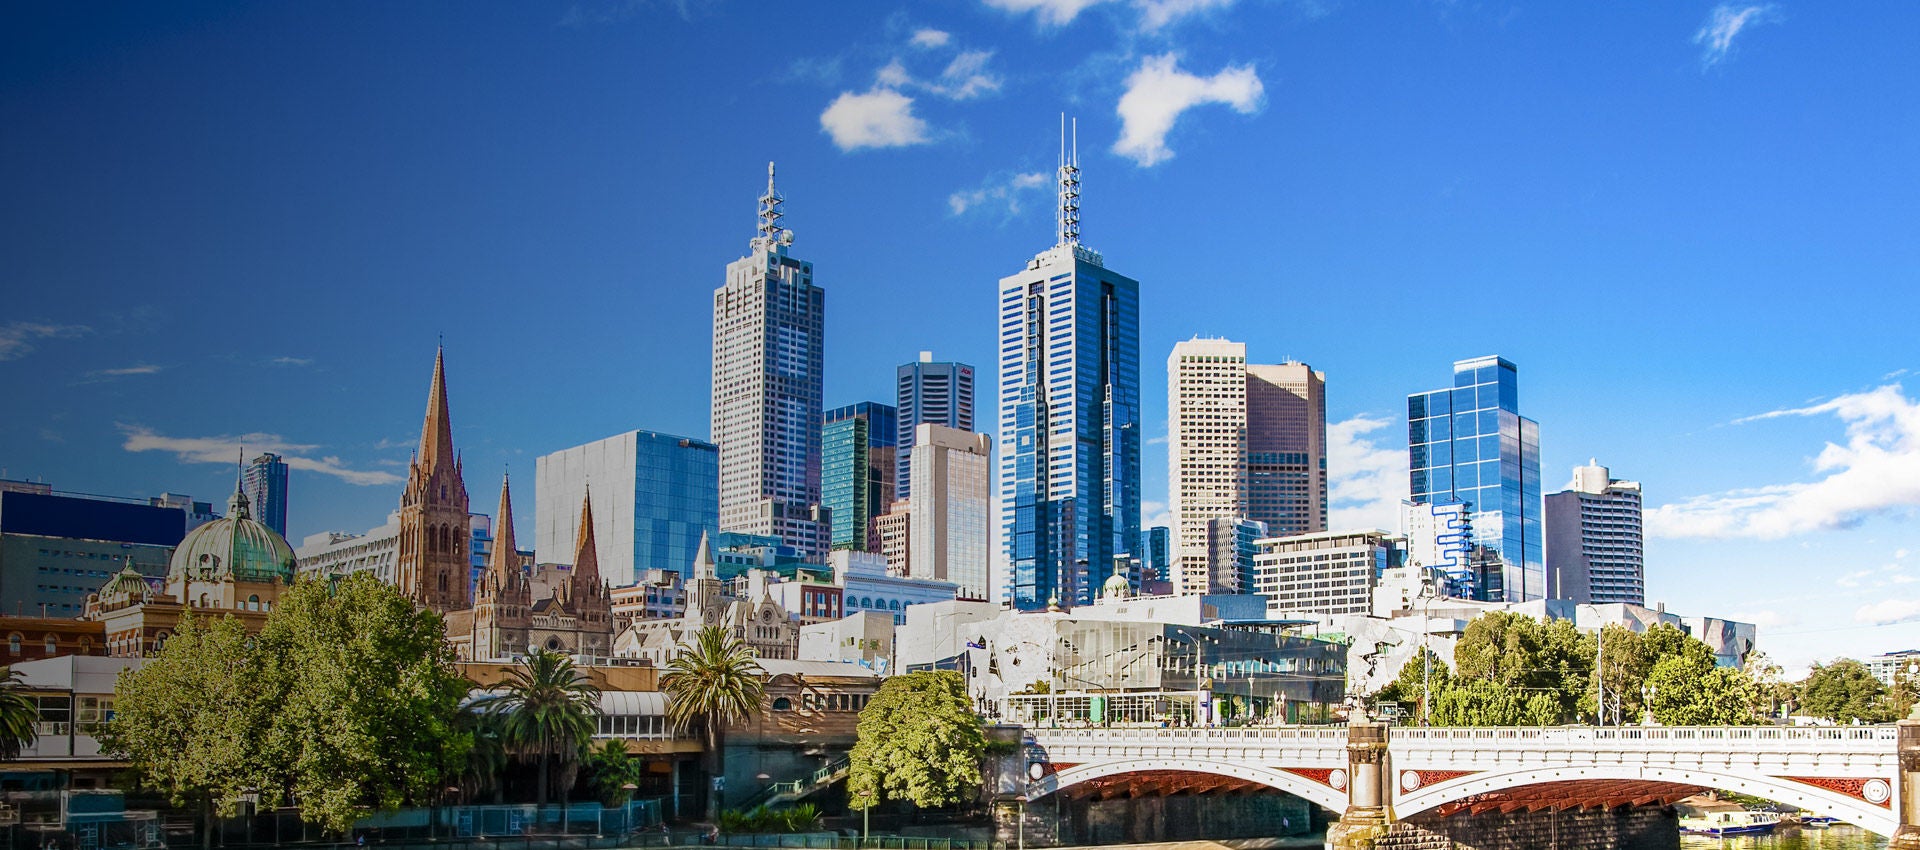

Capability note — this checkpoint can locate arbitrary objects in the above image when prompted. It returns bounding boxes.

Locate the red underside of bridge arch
[1059,770,1275,801]
[1430,780,1705,817]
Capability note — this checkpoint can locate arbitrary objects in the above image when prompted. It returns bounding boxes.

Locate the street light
[859,789,875,844]
[620,784,638,835]
[1416,577,1436,726]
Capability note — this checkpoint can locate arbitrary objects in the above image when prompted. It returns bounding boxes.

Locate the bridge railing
[1026,726,1351,745]
[1390,725,1896,752]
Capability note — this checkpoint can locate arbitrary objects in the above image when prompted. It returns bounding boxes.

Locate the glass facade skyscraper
[822,402,897,551]
[895,354,975,502]
[534,430,719,587]
[997,137,1141,610]
[243,452,289,537]
[1406,356,1543,602]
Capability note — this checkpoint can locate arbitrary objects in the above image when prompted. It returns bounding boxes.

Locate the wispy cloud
[820,89,931,151]
[1113,54,1263,167]
[910,28,951,48]
[983,0,1235,30]
[1694,3,1780,68]
[1136,0,1236,31]
[267,356,314,367]
[983,0,1118,27]
[1647,384,1920,539]
[119,424,403,486]
[949,171,1050,217]
[0,321,90,361]
[86,364,164,379]
[1141,499,1170,530]
[1327,413,1409,531]
[1855,598,1920,627]
[874,51,1002,101]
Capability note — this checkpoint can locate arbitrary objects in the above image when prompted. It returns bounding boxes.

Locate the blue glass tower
[534,430,719,587]
[997,124,1141,610]
[1406,356,1543,602]
[822,402,897,551]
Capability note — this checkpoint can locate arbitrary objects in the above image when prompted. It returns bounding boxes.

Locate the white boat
[1678,809,1782,836]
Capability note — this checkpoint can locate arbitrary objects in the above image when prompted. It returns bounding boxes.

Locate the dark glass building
[822,402,897,551]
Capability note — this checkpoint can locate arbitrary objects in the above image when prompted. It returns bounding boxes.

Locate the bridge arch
[1029,758,1347,813]
[1394,763,1898,838]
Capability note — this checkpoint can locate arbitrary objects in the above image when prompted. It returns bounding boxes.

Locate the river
[1680,824,1888,849]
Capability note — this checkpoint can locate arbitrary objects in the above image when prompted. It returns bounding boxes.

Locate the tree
[847,670,985,810]
[476,649,601,807]
[1373,648,1450,721]
[586,740,651,805]
[0,666,40,760]
[1743,650,1795,722]
[661,625,766,818]
[1799,659,1893,724]
[100,612,269,848]
[1645,656,1759,725]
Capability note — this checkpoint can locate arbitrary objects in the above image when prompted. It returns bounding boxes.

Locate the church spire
[489,473,517,579]
[572,487,600,588]
[418,346,456,472]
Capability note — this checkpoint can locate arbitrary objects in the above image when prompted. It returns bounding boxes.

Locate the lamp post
[620,784,638,835]
[1417,577,1436,726]
[859,789,874,845]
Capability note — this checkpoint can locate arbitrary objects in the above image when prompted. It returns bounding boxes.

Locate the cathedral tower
[397,347,472,613]
[470,474,531,659]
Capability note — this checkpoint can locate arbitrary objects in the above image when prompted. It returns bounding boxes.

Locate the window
[772,697,792,711]
[43,635,56,656]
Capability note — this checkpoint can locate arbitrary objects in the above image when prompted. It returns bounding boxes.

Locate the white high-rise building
[712,163,828,559]
[1544,461,1644,605]
[907,424,992,601]
[1167,338,1327,596]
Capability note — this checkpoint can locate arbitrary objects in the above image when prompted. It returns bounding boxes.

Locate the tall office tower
[243,453,289,536]
[1406,356,1543,602]
[822,402,897,551]
[1544,461,1644,605]
[896,353,975,501]
[1206,516,1268,595]
[712,163,828,560]
[998,120,1141,610]
[1167,339,1328,595]
[396,347,471,614]
[907,424,991,600]
[1136,526,1170,584]
[535,430,719,588]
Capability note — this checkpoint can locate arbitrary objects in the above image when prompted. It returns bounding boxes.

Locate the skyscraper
[396,347,471,614]
[822,402,897,551]
[907,423,991,600]
[896,353,975,501]
[242,453,289,537]
[712,163,828,560]
[1406,356,1543,602]
[1136,526,1170,586]
[1544,461,1644,605]
[998,121,1141,610]
[535,430,719,588]
[1166,338,1327,595]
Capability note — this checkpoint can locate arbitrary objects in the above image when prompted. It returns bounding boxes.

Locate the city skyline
[3,4,1918,672]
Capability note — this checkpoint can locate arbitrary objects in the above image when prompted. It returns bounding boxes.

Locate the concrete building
[832,549,958,625]
[535,429,719,588]
[998,131,1141,610]
[906,424,991,600]
[896,353,975,501]
[242,453,289,537]
[712,164,828,560]
[0,489,188,618]
[1545,461,1645,605]
[797,610,895,672]
[1253,529,1401,617]
[1166,338,1327,596]
[872,504,911,576]
[821,402,896,551]
[1864,649,1920,687]
[1406,356,1544,602]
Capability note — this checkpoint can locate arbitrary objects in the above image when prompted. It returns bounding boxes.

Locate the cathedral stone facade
[396,348,471,614]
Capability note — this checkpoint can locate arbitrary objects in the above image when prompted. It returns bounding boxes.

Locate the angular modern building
[535,430,720,588]
[1544,461,1644,605]
[895,353,974,501]
[997,125,1141,609]
[821,402,897,551]
[242,452,289,537]
[907,424,991,601]
[1406,356,1543,602]
[712,164,828,559]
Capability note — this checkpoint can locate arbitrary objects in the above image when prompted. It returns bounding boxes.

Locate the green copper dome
[1101,567,1132,600]
[168,483,298,584]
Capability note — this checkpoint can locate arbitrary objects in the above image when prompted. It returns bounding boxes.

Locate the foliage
[848,670,984,810]
[1798,659,1893,724]
[1374,648,1451,719]
[1645,656,1759,726]
[0,666,41,761]
[1442,612,1591,724]
[661,625,764,814]
[456,708,510,803]
[474,649,600,806]
[585,740,650,805]
[1742,651,1795,722]
[715,803,819,833]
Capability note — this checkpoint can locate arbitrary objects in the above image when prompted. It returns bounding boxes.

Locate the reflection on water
[1681,825,1887,850]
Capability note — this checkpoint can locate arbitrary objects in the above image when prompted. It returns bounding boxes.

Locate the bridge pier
[1897,710,1920,850]
[1326,720,1394,850]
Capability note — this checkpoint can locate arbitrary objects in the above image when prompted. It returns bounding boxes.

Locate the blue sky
[3,2,1916,673]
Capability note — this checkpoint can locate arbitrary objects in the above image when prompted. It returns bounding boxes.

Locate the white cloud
[1137,0,1236,30]
[982,0,1232,29]
[119,424,402,486]
[910,28,951,48]
[1694,4,1780,67]
[1836,569,1874,589]
[949,171,1050,217]
[85,364,163,378]
[1112,54,1263,167]
[819,89,931,151]
[1728,609,1799,630]
[983,0,1117,26]
[0,321,90,361]
[1647,384,1920,539]
[1142,499,1171,530]
[1327,413,1410,531]
[1855,598,1920,627]
[876,51,1002,102]
[268,356,314,367]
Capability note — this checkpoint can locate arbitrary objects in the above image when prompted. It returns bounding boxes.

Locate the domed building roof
[1101,565,1132,600]
[99,561,154,603]
[168,482,297,584]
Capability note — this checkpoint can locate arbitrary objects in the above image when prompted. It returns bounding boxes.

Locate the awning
[599,691,670,717]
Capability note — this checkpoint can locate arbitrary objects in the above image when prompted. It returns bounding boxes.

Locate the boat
[1799,815,1839,829]
[1678,809,1782,836]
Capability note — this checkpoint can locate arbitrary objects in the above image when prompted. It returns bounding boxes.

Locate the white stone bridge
[1019,722,1919,843]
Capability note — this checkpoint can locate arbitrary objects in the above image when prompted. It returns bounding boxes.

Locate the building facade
[905,424,991,600]
[1245,362,1327,537]
[712,164,828,560]
[1544,461,1645,605]
[1406,356,1544,602]
[0,490,188,618]
[242,453,289,537]
[820,402,896,551]
[450,479,616,661]
[1254,529,1401,616]
[998,138,1141,610]
[895,353,975,501]
[534,429,719,588]
[395,347,472,614]
[872,505,911,577]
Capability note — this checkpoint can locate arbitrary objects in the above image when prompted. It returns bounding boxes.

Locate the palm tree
[455,705,510,802]
[661,626,765,819]
[474,650,600,806]
[585,740,650,805]
[0,666,37,761]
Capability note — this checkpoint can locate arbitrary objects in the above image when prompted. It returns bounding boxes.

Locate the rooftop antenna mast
[756,161,792,250]
[1057,114,1080,247]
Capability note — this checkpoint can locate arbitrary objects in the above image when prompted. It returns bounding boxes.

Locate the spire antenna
[1057,114,1081,247]
[756,161,787,249]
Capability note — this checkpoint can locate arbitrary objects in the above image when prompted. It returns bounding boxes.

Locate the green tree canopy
[848,670,984,810]
[1798,659,1893,724]
[1645,656,1759,725]
[475,649,600,807]
[0,666,41,761]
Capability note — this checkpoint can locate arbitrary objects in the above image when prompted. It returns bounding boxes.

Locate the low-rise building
[797,610,894,673]
[1254,529,1401,617]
